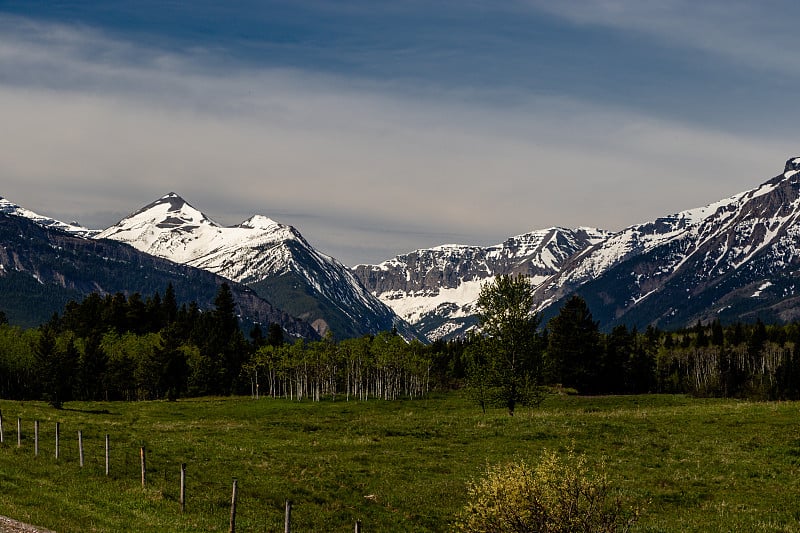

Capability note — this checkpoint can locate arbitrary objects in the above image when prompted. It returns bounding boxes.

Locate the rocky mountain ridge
[533,157,800,330]
[353,227,609,340]
[356,157,800,338]
[4,156,800,340]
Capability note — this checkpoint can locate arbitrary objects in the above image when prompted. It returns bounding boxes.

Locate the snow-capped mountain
[533,157,800,330]
[0,196,98,237]
[96,193,414,339]
[7,155,800,338]
[0,209,317,337]
[353,227,609,340]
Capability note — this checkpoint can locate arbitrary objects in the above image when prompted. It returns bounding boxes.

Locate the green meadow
[0,394,799,532]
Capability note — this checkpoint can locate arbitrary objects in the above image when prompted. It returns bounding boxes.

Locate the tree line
[462,275,800,413]
[0,284,440,405]
[2,278,800,408]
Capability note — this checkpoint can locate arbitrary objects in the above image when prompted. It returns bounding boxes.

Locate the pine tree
[267,323,285,347]
[201,283,245,395]
[546,295,601,394]
[35,329,78,408]
[602,325,633,394]
[250,324,266,349]
[158,324,189,400]
[711,319,724,346]
[78,333,108,401]
[163,283,178,324]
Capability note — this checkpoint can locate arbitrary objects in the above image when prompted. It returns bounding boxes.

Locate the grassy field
[0,393,799,532]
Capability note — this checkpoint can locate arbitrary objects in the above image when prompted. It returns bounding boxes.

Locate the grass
[0,393,799,532]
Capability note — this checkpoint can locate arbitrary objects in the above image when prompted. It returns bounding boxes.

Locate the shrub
[455,449,639,533]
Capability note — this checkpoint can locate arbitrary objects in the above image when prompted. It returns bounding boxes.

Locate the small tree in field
[455,449,639,533]
[468,274,544,415]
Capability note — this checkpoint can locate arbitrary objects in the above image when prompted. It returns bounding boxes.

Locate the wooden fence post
[140,447,146,488]
[17,418,21,448]
[181,463,186,513]
[34,420,39,456]
[78,430,84,467]
[55,422,60,460]
[0,409,4,444]
[180,463,186,513]
[105,435,110,476]
[355,519,362,533]
[229,478,238,533]
[284,499,292,533]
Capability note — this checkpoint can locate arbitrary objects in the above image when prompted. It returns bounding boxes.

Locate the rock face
[533,157,800,330]
[96,194,416,339]
[353,227,609,340]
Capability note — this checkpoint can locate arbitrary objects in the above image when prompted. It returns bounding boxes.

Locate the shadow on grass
[61,407,116,415]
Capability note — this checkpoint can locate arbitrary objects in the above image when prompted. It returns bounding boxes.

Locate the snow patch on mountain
[752,281,773,298]
[381,278,489,325]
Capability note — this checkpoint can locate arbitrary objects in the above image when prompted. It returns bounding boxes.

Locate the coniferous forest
[2,283,800,407]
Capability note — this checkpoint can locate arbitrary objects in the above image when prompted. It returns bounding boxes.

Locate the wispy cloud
[525,0,800,74]
[0,14,795,264]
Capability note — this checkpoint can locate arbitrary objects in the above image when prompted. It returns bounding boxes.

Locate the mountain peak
[784,157,800,179]
[121,193,218,230]
[239,214,281,231]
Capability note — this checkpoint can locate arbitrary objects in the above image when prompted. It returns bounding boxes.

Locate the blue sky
[0,1,797,264]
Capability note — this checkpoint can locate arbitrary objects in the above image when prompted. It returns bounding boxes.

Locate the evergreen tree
[78,332,108,401]
[34,327,59,406]
[267,322,285,347]
[126,293,147,334]
[213,283,239,339]
[201,283,245,395]
[35,329,78,408]
[628,329,656,393]
[145,291,163,332]
[748,319,767,356]
[546,295,601,393]
[729,322,745,345]
[106,293,129,333]
[602,325,633,393]
[157,324,189,400]
[711,319,724,346]
[250,324,266,349]
[163,283,178,324]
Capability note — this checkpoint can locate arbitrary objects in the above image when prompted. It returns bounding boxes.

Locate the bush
[455,449,639,533]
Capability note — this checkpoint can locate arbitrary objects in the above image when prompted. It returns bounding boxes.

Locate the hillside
[0,212,316,337]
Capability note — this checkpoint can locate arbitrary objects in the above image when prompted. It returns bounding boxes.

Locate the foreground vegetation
[1,393,799,532]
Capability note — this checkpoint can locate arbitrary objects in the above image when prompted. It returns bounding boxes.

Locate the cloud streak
[525,0,800,74]
[0,13,795,265]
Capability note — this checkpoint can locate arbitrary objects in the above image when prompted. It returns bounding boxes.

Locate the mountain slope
[96,193,414,339]
[533,157,800,330]
[0,211,318,337]
[353,227,609,340]
[1,196,98,237]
